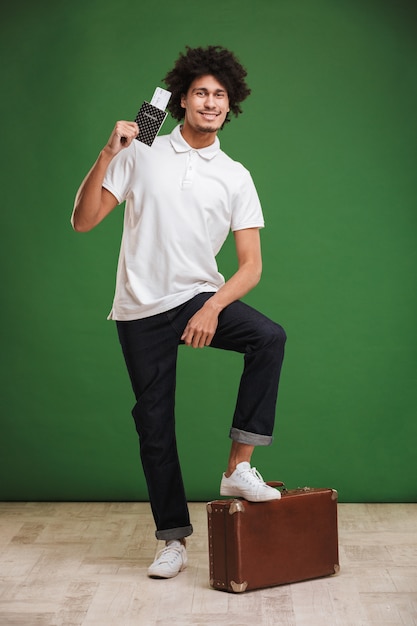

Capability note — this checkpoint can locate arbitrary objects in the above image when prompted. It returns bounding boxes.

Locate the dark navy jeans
[116,292,286,541]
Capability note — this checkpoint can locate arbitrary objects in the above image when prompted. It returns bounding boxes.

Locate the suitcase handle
[267,481,287,492]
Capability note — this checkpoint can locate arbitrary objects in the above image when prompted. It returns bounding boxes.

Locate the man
[72,45,286,579]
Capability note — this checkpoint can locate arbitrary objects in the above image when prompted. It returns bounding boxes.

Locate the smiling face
[180,74,230,147]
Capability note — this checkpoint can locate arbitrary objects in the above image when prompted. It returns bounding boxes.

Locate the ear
[180,94,186,109]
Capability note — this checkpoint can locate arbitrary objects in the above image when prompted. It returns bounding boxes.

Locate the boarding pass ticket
[150,87,171,111]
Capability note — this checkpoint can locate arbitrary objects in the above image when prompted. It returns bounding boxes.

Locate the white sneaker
[147,540,187,579]
[220,462,281,502]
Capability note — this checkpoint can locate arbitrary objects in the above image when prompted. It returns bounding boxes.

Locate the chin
[196,124,221,134]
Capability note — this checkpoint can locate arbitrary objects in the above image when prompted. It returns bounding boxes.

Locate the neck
[180,123,218,149]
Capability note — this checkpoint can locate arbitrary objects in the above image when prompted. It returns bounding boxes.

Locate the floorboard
[0,502,416,625]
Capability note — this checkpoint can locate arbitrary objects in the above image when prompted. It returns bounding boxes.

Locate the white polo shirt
[103,125,264,321]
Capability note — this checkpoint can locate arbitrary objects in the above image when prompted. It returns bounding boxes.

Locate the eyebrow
[192,87,227,94]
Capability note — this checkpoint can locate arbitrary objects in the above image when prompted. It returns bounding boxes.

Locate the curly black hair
[163,45,251,126]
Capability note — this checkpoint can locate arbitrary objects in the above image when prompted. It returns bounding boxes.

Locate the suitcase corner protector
[230,580,248,593]
[229,499,245,514]
[333,564,341,575]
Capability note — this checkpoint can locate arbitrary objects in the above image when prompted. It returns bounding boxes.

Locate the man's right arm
[71,121,138,232]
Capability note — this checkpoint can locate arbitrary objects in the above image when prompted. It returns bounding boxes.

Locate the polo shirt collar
[170,125,220,160]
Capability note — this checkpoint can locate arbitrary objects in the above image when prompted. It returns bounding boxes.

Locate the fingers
[182,327,214,348]
[180,303,219,348]
[106,121,139,154]
[116,120,139,144]
[181,319,217,349]
[182,331,213,348]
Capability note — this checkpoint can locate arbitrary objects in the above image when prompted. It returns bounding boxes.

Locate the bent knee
[274,323,287,345]
[255,320,286,351]
[265,320,286,345]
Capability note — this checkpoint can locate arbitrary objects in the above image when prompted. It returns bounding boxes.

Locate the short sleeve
[230,169,265,232]
[102,142,137,204]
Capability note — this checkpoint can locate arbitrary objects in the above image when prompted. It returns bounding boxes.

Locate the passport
[135,87,171,147]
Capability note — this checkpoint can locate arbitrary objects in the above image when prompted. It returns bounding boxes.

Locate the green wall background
[1,0,416,503]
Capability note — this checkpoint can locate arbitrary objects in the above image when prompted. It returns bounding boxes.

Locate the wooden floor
[0,502,416,625]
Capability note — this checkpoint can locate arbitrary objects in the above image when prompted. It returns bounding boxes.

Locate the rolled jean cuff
[155,524,193,541]
[229,427,273,447]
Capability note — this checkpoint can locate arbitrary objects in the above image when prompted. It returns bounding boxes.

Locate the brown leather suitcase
[207,486,339,592]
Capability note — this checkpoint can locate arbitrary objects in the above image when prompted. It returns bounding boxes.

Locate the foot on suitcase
[147,539,188,579]
[220,462,281,502]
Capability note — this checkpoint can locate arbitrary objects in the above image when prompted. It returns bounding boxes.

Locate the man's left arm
[181,228,262,348]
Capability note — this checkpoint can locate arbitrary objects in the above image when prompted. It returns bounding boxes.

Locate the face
[180,75,230,136]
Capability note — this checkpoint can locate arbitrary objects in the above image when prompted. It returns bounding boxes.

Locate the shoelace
[241,466,266,486]
[155,544,183,565]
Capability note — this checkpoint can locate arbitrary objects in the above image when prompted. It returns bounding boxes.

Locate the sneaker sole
[147,563,187,579]
[220,486,281,501]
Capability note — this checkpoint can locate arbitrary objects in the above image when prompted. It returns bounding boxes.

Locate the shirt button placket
[182,151,196,188]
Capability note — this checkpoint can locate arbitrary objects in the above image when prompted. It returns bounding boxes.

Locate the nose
[204,94,216,109]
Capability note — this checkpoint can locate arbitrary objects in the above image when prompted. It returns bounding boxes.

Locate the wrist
[204,296,224,315]
[100,145,118,162]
